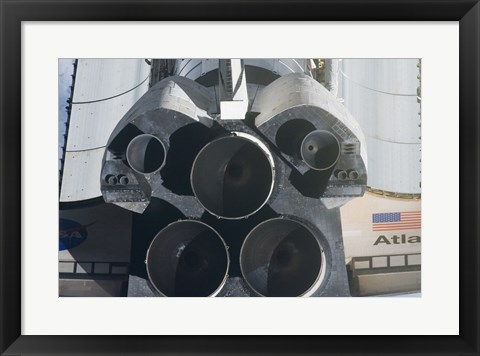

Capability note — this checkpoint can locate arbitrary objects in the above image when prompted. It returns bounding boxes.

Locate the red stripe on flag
[373,224,421,230]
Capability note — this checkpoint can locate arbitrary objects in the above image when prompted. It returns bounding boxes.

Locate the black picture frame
[1,1,478,355]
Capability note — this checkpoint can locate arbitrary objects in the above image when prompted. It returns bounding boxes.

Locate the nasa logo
[373,234,421,246]
[59,219,95,251]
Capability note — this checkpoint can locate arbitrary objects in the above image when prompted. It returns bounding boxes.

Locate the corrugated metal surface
[60,59,150,202]
[60,149,105,200]
[366,137,421,193]
[246,58,307,75]
[66,89,148,151]
[341,59,421,194]
[174,58,218,79]
[174,58,307,81]
[72,59,149,101]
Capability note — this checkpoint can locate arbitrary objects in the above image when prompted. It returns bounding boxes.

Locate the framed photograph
[1,0,478,355]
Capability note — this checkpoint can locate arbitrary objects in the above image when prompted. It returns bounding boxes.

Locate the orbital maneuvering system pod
[101,59,367,297]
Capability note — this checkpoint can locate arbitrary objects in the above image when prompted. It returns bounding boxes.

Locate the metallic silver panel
[61,59,150,202]
[341,59,421,194]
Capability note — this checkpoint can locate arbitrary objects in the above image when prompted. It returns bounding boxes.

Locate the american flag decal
[372,211,421,231]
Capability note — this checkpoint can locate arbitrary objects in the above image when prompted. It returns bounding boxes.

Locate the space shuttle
[59,58,421,297]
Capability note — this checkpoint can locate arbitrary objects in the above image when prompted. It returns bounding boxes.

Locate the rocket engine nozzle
[240,217,324,297]
[301,130,340,171]
[126,134,166,174]
[146,220,229,297]
[191,135,274,219]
